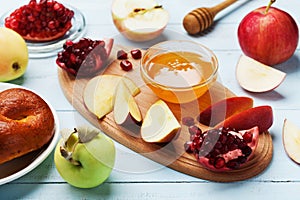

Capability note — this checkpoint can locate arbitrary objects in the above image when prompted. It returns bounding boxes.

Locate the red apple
[237,0,299,66]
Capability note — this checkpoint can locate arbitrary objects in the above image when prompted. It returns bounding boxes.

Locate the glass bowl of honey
[140,40,218,104]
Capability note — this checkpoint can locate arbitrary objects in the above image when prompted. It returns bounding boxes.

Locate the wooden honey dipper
[183,0,238,34]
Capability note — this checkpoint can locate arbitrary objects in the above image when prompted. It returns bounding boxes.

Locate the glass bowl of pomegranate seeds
[140,40,219,104]
[0,2,86,58]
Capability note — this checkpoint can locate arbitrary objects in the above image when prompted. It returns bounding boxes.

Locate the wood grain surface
[57,47,273,182]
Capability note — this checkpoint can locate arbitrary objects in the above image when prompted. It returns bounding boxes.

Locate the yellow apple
[0,27,28,82]
[83,74,140,119]
[111,0,169,42]
[141,100,181,143]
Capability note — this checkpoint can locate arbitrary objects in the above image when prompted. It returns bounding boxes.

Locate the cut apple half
[141,100,181,143]
[282,119,300,164]
[111,0,169,42]
[83,74,140,119]
[114,80,142,125]
[236,55,286,92]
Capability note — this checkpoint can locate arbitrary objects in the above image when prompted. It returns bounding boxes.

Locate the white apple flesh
[0,27,28,82]
[114,80,142,125]
[237,0,299,66]
[111,0,169,42]
[54,127,116,188]
[236,55,286,92]
[141,100,181,143]
[283,119,300,164]
[83,75,140,119]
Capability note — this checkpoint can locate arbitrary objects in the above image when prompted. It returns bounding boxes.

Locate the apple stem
[59,128,82,166]
[265,0,276,14]
[60,146,81,166]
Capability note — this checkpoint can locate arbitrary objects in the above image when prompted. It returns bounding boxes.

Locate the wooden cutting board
[57,47,273,182]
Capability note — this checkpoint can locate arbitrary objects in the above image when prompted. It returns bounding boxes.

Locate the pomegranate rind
[197,126,259,172]
[22,23,72,42]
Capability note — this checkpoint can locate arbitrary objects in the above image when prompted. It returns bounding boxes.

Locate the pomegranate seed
[120,60,133,71]
[182,116,195,126]
[214,157,225,169]
[226,160,240,169]
[184,141,193,153]
[65,40,73,46]
[188,126,202,136]
[241,146,252,156]
[117,50,128,60]
[130,49,142,59]
[48,21,56,29]
[243,131,253,143]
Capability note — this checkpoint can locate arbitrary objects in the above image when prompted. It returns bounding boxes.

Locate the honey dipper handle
[210,0,238,15]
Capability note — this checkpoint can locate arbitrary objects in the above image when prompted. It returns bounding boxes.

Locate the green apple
[0,27,28,82]
[54,126,116,188]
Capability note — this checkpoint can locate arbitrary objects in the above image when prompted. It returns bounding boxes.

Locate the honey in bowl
[140,40,218,104]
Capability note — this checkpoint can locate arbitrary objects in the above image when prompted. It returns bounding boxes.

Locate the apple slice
[282,119,300,164]
[83,75,140,119]
[114,80,142,125]
[111,0,169,42]
[141,100,181,143]
[198,97,253,127]
[236,55,286,92]
[215,106,273,133]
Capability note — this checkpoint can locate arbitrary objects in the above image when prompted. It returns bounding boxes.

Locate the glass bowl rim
[140,40,219,90]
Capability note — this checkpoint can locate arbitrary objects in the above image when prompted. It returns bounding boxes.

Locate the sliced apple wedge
[236,55,286,92]
[198,96,253,127]
[283,119,300,164]
[215,105,273,133]
[83,74,140,119]
[141,100,181,143]
[114,80,142,125]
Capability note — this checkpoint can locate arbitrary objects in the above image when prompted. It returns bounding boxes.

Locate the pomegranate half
[185,126,259,171]
[56,38,114,77]
[5,0,74,42]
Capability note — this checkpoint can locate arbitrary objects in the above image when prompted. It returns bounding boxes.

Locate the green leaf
[77,126,99,143]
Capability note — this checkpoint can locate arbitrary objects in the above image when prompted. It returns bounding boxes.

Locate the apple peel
[215,105,273,133]
[198,96,254,127]
[236,55,286,93]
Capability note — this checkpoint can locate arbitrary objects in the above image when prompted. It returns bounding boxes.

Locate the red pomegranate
[5,0,74,42]
[185,126,259,171]
[56,38,114,77]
